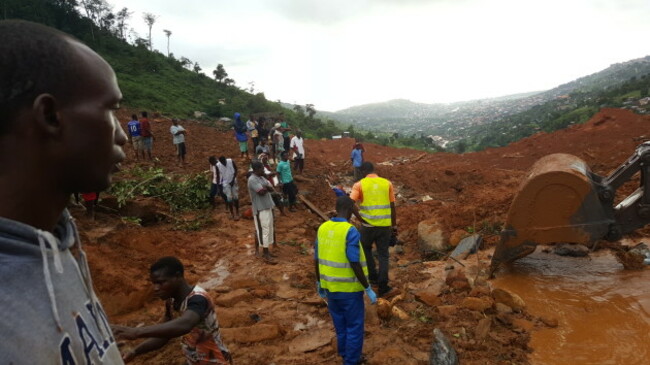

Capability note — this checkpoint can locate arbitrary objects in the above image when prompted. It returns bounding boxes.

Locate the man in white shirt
[170,119,186,166]
[290,130,305,174]
[216,156,240,220]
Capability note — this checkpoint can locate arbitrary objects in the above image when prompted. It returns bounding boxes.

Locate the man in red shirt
[140,111,153,160]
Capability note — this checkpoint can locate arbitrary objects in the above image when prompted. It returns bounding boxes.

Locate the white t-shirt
[290,136,305,158]
[170,125,185,144]
[216,159,236,185]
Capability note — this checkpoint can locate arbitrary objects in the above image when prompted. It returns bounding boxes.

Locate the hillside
[320,55,650,149]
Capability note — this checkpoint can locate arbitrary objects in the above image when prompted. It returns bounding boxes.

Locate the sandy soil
[75,108,650,364]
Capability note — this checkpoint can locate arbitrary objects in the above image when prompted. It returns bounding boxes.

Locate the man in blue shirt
[127,114,142,160]
[351,144,364,181]
[314,196,377,365]
[276,151,298,212]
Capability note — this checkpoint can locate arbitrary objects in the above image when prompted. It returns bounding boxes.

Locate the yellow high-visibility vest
[317,220,368,292]
[359,176,392,226]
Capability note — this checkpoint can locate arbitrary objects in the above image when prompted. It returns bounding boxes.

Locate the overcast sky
[108,0,649,111]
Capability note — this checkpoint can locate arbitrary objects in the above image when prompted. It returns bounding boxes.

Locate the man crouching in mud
[112,257,233,364]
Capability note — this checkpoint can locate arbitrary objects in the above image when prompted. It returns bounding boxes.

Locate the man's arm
[390,202,397,227]
[350,262,369,288]
[113,310,200,340]
[122,338,170,363]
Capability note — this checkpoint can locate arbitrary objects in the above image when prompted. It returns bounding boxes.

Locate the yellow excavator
[490,142,650,273]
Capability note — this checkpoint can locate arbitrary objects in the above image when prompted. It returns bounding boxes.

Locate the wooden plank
[298,195,329,221]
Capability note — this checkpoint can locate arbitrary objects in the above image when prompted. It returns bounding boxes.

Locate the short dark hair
[208,156,216,164]
[251,161,264,170]
[218,156,226,165]
[150,256,184,277]
[0,20,80,134]
[131,114,138,120]
[360,161,374,174]
[141,111,148,117]
[335,195,354,212]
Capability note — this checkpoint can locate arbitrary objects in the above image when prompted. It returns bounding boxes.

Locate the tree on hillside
[247,81,255,94]
[163,29,172,57]
[180,57,192,70]
[224,78,235,86]
[305,104,316,118]
[79,0,112,40]
[293,105,304,116]
[143,12,157,51]
[213,64,228,83]
[115,7,132,40]
[193,62,202,74]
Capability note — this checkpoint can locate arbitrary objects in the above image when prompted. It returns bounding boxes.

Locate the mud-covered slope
[76,108,648,364]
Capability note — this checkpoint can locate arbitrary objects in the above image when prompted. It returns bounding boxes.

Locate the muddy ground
[75,108,650,364]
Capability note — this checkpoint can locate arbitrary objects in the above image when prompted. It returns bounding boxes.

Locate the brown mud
[75,108,650,364]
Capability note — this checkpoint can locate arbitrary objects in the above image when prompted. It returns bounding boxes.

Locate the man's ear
[32,94,61,135]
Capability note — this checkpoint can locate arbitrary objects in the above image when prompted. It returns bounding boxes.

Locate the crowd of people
[0,20,399,365]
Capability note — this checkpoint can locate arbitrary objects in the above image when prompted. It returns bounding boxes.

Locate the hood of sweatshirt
[0,209,124,363]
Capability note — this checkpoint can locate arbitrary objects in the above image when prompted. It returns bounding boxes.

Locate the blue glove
[365,286,377,304]
[316,282,327,298]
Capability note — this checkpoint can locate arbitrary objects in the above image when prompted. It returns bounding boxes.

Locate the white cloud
[107,0,650,111]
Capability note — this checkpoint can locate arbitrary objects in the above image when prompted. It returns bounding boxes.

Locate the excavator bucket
[490,153,615,272]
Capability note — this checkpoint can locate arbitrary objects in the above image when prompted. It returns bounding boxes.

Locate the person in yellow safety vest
[314,196,377,365]
[350,162,397,298]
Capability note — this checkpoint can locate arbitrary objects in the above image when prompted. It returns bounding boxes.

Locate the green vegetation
[108,166,210,212]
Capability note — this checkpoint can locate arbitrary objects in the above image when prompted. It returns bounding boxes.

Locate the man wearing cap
[350,162,397,297]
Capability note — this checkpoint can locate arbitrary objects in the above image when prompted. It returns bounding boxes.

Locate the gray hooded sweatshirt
[0,210,124,364]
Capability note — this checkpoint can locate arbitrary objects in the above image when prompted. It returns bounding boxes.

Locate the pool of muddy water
[493,246,650,365]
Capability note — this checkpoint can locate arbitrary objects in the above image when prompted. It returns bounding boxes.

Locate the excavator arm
[490,142,650,273]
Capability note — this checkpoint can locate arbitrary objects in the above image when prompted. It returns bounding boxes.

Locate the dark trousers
[328,292,365,365]
[360,226,392,292]
[282,181,297,205]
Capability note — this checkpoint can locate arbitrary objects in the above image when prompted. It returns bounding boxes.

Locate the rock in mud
[553,243,589,257]
[418,218,448,252]
[429,328,459,365]
[491,288,525,312]
[450,234,482,260]
[288,329,332,353]
[415,289,443,307]
[214,288,253,307]
[474,318,491,340]
[461,297,493,312]
[495,303,513,314]
[221,323,281,343]
[616,242,650,270]
[445,268,470,291]
[377,298,393,319]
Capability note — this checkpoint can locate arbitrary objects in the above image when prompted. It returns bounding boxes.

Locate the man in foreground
[315,196,377,365]
[112,257,232,364]
[350,162,397,297]
[0,20,126,363]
